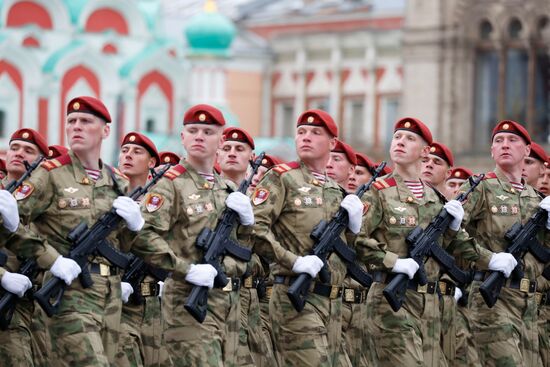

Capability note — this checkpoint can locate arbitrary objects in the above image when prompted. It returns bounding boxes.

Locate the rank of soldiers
[0,96,547,367]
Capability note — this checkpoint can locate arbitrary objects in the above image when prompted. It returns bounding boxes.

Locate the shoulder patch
[42,154,72,171]
[165,164,187,181]
[484,172,497,180]
[373,177,397,190]
[272,161,300,175]
[14,182,34,200]
[252,188,270,205]
[144,193,164,212]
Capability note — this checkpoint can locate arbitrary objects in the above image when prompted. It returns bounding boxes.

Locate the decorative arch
[85,7,128,35]
[136,70,173,132]
[22,35,40,48]
[6,0,52,29]
[0,60,23,128]
[102,43,118,54]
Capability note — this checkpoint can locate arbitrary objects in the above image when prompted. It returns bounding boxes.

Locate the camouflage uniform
[537,277,549,367]
[357,172,492,367]
[250,160,351,367]
[461,168,548,367]
[9,151,183,367]
[133,160,251,367]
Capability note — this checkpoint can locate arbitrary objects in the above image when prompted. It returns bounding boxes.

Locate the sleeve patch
[252,188,270,206]
[14,182,34,200]
[144,193,164,212]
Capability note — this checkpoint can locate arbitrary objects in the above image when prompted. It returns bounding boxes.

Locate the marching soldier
[347,152,374,193]
[445,167,473,200]
[326,139,356,188]
[132,104,255,366]
[539,159,549,196]
[522,142,547,188]
[421,141,453,193]
[538,156,550,367]
[249,154,282,192]
[250,109,363,366]
[461,120,549,366]
[356,117,514,366]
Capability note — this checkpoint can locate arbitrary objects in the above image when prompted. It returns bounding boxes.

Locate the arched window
[145,118,155,133]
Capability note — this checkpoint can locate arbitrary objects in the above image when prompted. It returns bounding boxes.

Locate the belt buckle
[222,278,233,292]
[244,276,253,288]
[344,288,355,302]
[141,282,151,297]
[417,283,428,294]
[266,286,273,299]
[519,278,530,293]
[329,286,340,299]
[439,282,447,295]
[535,292,543,305]
[99,263,110,276]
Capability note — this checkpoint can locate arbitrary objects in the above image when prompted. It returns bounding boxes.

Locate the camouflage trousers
[365,282,445,367]
[44,272,122,367]
[454,303,481,367]
[238,286,275,366]
[0,297,35,367]
[162,277,241,367]
[115,295,171,367]
[341,298,371,366]
[469,281,542,367]
[270,283,351,367]
[259,293,277,365]
[539,304,549,367]
[31,300,51,367]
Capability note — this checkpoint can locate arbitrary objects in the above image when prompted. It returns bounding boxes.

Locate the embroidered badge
[491,205,498,214]
[316,197,323,205]
[294,198,302,206]
[298,186,311,193]
[389,216,397,224]
[304,197,313,206]
[407,216,416,226]
[188,194,201,200]
[394,206,407,213]
[145,193,164,213]
[186,207,194,215]
[14,183,34,200]
[64,187,79,194]
[496,195,509,201]
[205,203,214,211]
[252,188,270,206]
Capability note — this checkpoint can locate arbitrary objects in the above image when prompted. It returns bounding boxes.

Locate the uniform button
[510,188,515,193]
[312,179,319,186]
[82,177,90,184]
[407,196,414,203]
[203,182,210,189]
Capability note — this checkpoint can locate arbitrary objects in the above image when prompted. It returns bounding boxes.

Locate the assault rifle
[34,164,171,317]
[122,253,168,305]
[184,153,265,323]
[479,208,550,307]
[383,174,485,312]
[286,162,387,312]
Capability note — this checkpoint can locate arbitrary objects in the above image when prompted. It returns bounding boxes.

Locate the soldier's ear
[102,124,110,140]
[525,144,531,158]
[329,137,337,151]
[420,145,430,158]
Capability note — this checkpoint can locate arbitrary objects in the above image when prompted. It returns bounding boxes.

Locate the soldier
[0,128,48,367]
[218,127,275,367]
[461,120,549,366]
[347,152,374,193]
[0,158,6,179]
[539,158,550,196]
[159,151,181,166]
[8,96,186,366]
[47,145,69,160]
[445,167,473,199]
[250,109,364,366]
[249,154,282,192]
[523,142,547,188]
[115,132,171,367]
[326,139,356,188]
[132,104,255,366]
[356,117,515,366]
[421,141,453,193]
[538,156,550,367]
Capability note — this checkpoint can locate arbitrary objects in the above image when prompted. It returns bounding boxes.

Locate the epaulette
[373,177,397,190]
[483,172,497,180]
[164,164,187,181]
[41,153,72,171]
[272,161,300,175]
[110,167,129,181]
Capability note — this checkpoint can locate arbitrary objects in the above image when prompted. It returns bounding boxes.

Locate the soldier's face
[538,164,550,195]
[390,130,428,166]
[66,112,109,153]
[522,156,544,186]
[491,133,530,169]
[6,140,41,177]
[181,124,222,161]
[326,152,354,187]
[348,165,372,192]
[118,144,156,178]
[445,178,466,199]
[250,165,268,191]
[295,126,335,163]
[421,155,450,186]
[218,141,253,177]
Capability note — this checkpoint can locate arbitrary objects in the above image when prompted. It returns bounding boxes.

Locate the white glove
[0,190,19,233]
[391,258,419,280]
[113,196,145,232]
[1,271,32,298]
[539,196,550,230]
[121,282,134,304]
[225,192,254,225]
[185,264,218,288]
[340,194,363,234]
[444,200,464,231]
[157,281,164,299]
[50,256,82,286]
[488,252,518,278]
[453,287,463,302]
[292,255,324,278]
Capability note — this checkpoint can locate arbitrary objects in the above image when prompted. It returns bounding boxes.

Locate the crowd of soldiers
[0,94,547,367]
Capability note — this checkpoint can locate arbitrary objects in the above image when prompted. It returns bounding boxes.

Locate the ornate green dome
[184,0,236,57]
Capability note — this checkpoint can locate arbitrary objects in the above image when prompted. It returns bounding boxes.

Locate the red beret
[429,142,454,166]
[0,159,6,174]
[260,154,283,169]
[159,151,180,165]
[48,145,69,159]
[331,139,357,165]
[447,166,473,181]
[223,127,255,149]
[297,109,338,137]
[67,96,111,123]
[529,142,547,163]
[492,120,531,144]
[355,153,375,171]
[10,128,49,156]
[183,104,225,126]
[546,156,550,168]
[121,132,160,167]
[394,117,433,145]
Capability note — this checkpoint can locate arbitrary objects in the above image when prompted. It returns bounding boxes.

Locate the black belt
[373,272,438,294]
[474,271,536,293]
[89,263,119,276]
[439,280,456,296]
[273,276,343,299]
[139,281,160,297]
[342,287,367,304]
